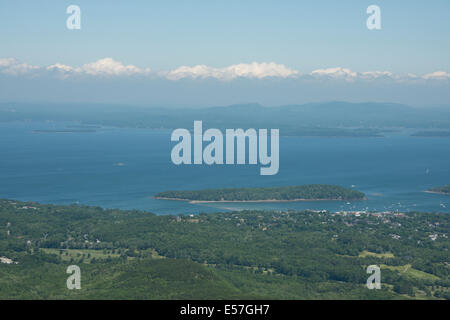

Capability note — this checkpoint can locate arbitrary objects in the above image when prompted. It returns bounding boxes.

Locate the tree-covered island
[154,184,366,203]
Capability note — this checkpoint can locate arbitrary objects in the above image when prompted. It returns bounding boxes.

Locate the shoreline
[153,196,367,204]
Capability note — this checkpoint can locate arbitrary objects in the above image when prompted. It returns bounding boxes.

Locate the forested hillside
[0,200,448,299]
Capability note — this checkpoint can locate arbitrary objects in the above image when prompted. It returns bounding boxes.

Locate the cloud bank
[0,57,449,83]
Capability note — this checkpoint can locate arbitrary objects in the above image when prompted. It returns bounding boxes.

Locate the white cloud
[80,58,150,76]
[0,58,16,67]
[164,62,299,80]
[308,67,448,82]
[0,57,40,75]
[46,63,75,73]
[163,65,215,80]
[360,71,394,79]
[423,71,450,80]
[46,63,77,79]
[224,62,299,79]
[310,67,357,80]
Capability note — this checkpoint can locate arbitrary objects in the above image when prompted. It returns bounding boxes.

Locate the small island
[154,184,366,203]
[426,185,450,195]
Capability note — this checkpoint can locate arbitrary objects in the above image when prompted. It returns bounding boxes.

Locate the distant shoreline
[153,196,367,203]
[33,129,96,133]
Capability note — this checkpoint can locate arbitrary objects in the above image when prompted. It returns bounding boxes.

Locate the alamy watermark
[66,5,81,30]
[66,265,81,290]
[366,265,381,289]
[367,5,381,30]
[171,121,279,175]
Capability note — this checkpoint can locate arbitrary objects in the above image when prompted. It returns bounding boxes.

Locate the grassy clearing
[358,250,395,259]
[41,248,164,263]
[380,264,440,281]
[41,248,120,263]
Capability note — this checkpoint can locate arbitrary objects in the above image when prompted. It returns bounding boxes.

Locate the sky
[0,0,449,107]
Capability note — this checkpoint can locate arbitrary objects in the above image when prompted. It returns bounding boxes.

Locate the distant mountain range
[2,101,450,136]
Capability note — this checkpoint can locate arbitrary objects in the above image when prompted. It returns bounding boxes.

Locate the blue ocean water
[0,121,449,215]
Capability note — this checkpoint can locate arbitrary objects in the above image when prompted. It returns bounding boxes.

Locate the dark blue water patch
[0,121,449,215]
